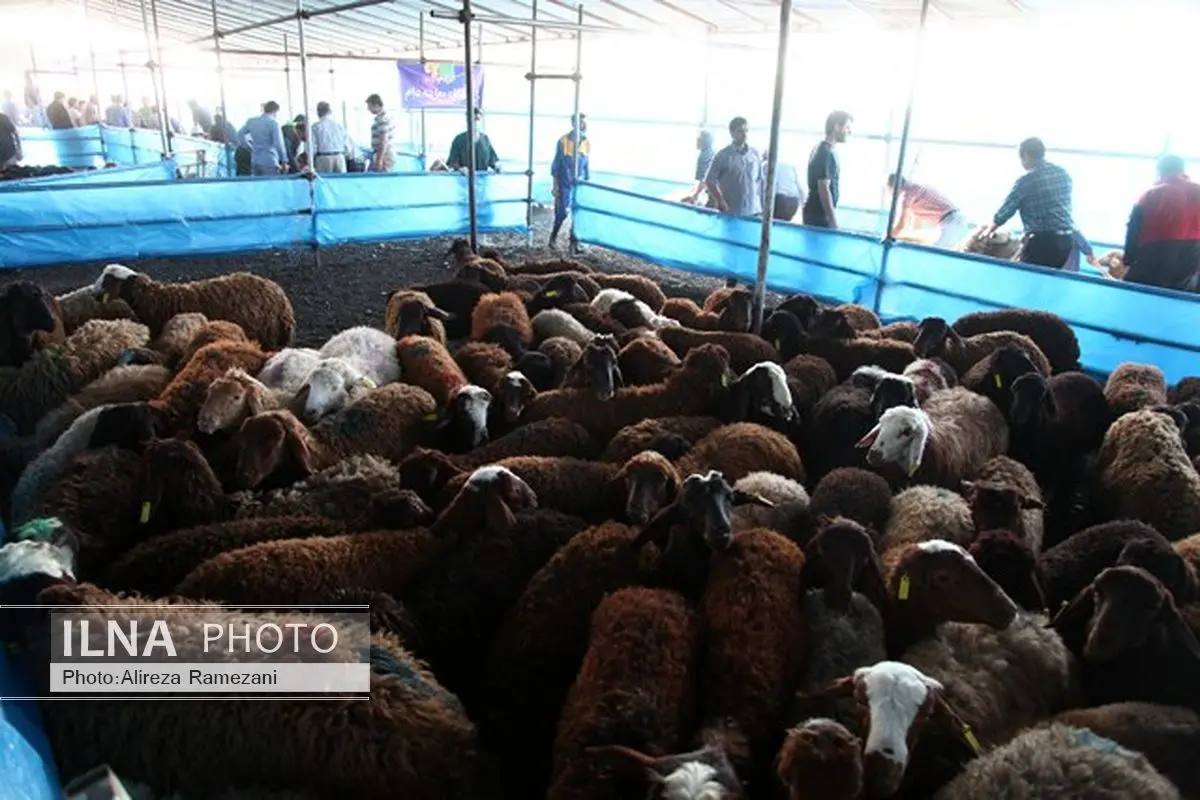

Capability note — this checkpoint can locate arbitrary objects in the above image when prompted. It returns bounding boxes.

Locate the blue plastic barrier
[16,126,106,169]
[573,182,1200,382]
[0,160,177,190]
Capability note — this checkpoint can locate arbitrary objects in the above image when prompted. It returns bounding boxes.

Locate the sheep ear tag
[720,373,730,389]
[139,501,152,525]
[961,725,982,755]
[544,290,560,298]
[422,411,440,422]
[897,574,911,600]
[774,338,781,351]
[100,292,110,304]
[907,460,920,477]
[359,377,377,389]
[993,374,1003,389]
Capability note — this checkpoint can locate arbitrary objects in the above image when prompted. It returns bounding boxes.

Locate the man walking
[309,101,351,174]
[447,107,500,172]
[1122,154,1200,293]
[549,113,590,250]
[803,110,853,229]
[366,94,395,172]
[979,137,1076,269]
[887,174,969,247]
[705,117,763,217]
[238,101,288,176]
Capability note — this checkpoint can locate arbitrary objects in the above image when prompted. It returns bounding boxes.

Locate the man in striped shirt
[979,137,1076,269]
[887,174,969,248]
[366,93,395,173]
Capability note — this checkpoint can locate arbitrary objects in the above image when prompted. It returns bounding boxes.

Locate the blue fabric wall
[0,160,177,190]
[16,127,107,169]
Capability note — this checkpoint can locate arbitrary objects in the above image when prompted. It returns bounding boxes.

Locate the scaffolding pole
[150,0,173,152]
[524,0,539,236]
[119,50,130,111]
[284,35,294,118]
[297,0,314,149]
[568,4,583,254]
[882,0,933,241]
[751,0,792,334]
[139,0,170,156]
[210,0,232,175]
[460,0,480,251]
[84,0,102,119]
[419,14,427,161]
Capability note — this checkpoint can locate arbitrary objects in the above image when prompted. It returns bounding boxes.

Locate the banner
[398,60,485,109]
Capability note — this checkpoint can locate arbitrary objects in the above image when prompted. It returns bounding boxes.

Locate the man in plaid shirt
[979,137,1076,269]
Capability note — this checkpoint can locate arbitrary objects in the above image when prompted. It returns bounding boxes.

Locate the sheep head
[808,308,857,341]
[801,517,886,612]
[496,371,537,424]
[1117,536,1198,606]
[856,406,930,478]
[574,336,624,401]
[436,465,537,536]
[391,292,452,338]
[234,412,316,490]
[776,293,823,330]
[292,359,373,425]
[634,470,772,554]
[94,263,140,303]
[1008,372,1053,430]
[1079,565,1200,663]
[137,438,226,528]
[88,402,172,451]
[397,448,465,503]
[980,344,1039,394]
[585,742,743,800]
[806,661,978,798]
[1,281,58,364]
[968,529,1047,614]
[447,238,474,264]
[776,718,863,800]
[616,450,681,526]
[677,343,732,387]
[889,540,1019,630]
[197,369,268,435]
[431,385,492,452]
[912,317,961,358]
[718,289,753,333]
[0,521,79,632]
[730,362,796,424]
[961,480,1043,535]
[761,310,806,359]
[869,375,917,421]
[534,275,590,306]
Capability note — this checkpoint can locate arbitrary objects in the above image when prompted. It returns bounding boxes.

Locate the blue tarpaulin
[0,160,177,190]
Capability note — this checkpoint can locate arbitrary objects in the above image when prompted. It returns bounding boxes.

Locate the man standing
[210,110,237,143]
[803,110,853,229]
[763,150,803,221]
[104,95,132,127]
[549,113,590,250]
[188,99,214,136]
[46,93,73,129]
[281,115,305,172]
[135,96,158,129]
[66,97,84,127]
[979,137,1075,269]
[82,95,100,125]
[1122,155,1200,293]
[1,91,20,124]
[237,100,288,176]
[366,94,395,173]
[309,101,351,174]
[887,174,969,247]
[447,108,500,172]
[705,117,763,217]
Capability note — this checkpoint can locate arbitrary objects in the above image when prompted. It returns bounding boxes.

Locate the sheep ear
[856,425,881,449]
[632,504,677,551]
[960,480,976,497]
[585,744,662,775]
[611,364,625,388]
[859,547,889,616]
[732,490,774,508]
[286,431,318,476]
[483,492,518,533]
[1165,603,1200,662]
[291,385,311,418]
[1019,494,1045,510]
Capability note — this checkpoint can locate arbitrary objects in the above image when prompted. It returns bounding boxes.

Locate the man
[82,95,100,125]
[67,98,83,127]
[1,91,19,124]
[803,110,853,229]
[887,174,969,247]
[309,101,352,173]
[46,92,73,130]
[188,99,214,136]
[705,117,763,217]
[978,137,1075,269]
[1122,154,1200,293]
[281,115,305,172]
[763,150,803,221]
[0,111,21,169]
[237,100,288,177]
[447,107,500,172]
[135,96,158,129]
[685,130,716,205]
[210,111,237,144]
[104,94,132,128]
[366,94,395,173]
[549,113,590,250]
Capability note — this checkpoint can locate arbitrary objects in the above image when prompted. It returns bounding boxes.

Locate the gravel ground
[5,208,775,348]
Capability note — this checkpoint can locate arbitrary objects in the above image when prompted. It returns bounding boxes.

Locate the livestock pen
[2,0,1200,796]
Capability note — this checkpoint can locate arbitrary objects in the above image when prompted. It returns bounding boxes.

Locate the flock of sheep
[1,237,1199,799]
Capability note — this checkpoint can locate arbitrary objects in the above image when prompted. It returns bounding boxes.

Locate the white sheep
[592,288,680,330]
[257,348,323,394]
[318,326,402,387]
[290,358,375,426]
[531,309,595,347]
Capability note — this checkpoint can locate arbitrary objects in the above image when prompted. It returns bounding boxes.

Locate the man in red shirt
[887,174,969,248]
[1124,155,1200,293]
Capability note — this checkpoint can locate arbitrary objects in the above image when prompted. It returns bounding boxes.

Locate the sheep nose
[880,746,897,758]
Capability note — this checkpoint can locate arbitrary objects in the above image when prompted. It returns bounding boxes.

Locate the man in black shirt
[46,92,73,130]
[802,110,853,229]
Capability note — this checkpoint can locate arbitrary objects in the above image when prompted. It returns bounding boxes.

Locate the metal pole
[461,0,480,251]
[568,3,583,254]
[284,34,293,118]
[84,0,101,123]
[751,0,792,334]
[139,0,170,155]
[524,0,538,235]
[210,0,232,176]
[119,50,130,113]
[883,0,933,241]
[297,0,314,167]
[419,14,427,161]
[150,0,172,151]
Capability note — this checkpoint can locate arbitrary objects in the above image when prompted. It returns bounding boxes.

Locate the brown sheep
[563,335,623,400]
[450,238,509,289]
[196,367,286,435]
[618,335,681,385]
[455,341,513,393]
[539,336,585,387]
[660,291,753,333]
[1105,362,1168,417]
[152,340,269,432]
[31,364,171,450]
[765,308,915,381]
[809,467,894,539]
[177,320,250,366]
[834,303,881,332]
[658,326,780,374]
[395,335,469,406]
[782,354,838,419]
[97,264,293,349]
[600,416,724,464]
[0,281,64,368]
[548,588,698,800]
[384,289,450,343]
[862,320,921,343]
[55,283,137,335]
[676,422,805,485]
[470,291,533,345]
[962,455,1045,554]
[563,302,630,338]
[147,312,210,366]
[912,316,1051,378]
[952,308,1081,374]
[776,718,864,800]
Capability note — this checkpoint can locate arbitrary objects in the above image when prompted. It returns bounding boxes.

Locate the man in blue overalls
[549,113,590,251]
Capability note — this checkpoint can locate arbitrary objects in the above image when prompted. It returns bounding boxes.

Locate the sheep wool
[396,335,469,406]
[1105,362,1168,418]
[883,486,974,551]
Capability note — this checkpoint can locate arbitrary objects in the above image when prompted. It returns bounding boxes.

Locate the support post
[568,3,583,254]
[284,34,294,118]
[150,0,172,152]
[461,0,480,251]
[210,0,232,176]
[419,13,427,161]
[751,0,792,334]
[882,0,932,242]
[524,0,539,236]
[84,0,101,124]
[297,0,314,162]
[119,50,130,113]
[139,0,171,156]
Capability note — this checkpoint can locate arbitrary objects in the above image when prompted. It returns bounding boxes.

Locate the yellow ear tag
[139,501,152,524]
[101,292,110,304]
[993,374,1003,389]
[897,574,911,600]
[720,373,730,388]
[360,377,376,389]
[774,338,781,350]
[962,725,982,755]
[907,461,920,477]
[544,290,559,298]
[422,412,439,422]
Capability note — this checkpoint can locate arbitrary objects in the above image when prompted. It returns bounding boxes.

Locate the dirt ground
[5,208,774,348]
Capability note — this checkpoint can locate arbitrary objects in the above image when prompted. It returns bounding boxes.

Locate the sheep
[175,465,537,605]
[532,308,596,346]
[318,325,401,387]
[809,467,894,539]
[961,343,1042,412]
[290,357,374,425]
[783,354,838,419]
[591,273,667,311]
[145,311,210,367]
[509,256,595,276]
[969,529,1048,613]
[0,318,150,435]
[913,316,1052,378]
[229,383,442,490]
[454,341,514,393]
[858,386,1009,489]
[471,291,533,348]
[522,344,735,442]
[1097,409,1200,540]
[731,472,811,541]
[766,308,915,381]
[256,347,323,394]
[54,281,137,335]
[1040,520,1181,612]
[600,416,724,463]
[196,368,288,435]
[1053,702,1200,799]
[1105,362,1169,417]
[563,302,630,338]
[395,335,468,405]
[863,320,921,343]
[721,361,800,429]
[450,238,509,288]
[1169,377,1200,405]
[582,742,743,800]
[479,522,663,799]
[607,297,683,333]
[408,278,490,339]
[562,335,623,401]
[933,723,1181,800]
[96,263,294,349]
[776,718,864,800]
[834,303,881,332]
[534,336,584,389]
[659,290,753,333]
[902,357,956,402]
[547,588,698,800]
[31,364,170,451]
[0,280,64,368]
[962,455,1045,554]
[526,275,594,315]
[883,486,975,551]
[151,340,269,432]
[384,288,451,343]
[618,335,682,386]
[799,377,883,485]
[1007,370,1111,497]
[951,308,1081,374]
[177,320,249,366]
[676,422,805,485]
[658,326,778,374]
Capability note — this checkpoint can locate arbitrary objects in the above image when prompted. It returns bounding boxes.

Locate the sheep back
[396,335,468,406]
[659,327,779,374]
[916,387,1009,489]
[677,422,805,485]
[123,272,294,349]
[600,416,723,463]
[471,292,533,344]
[592,274,667,312]
[884,485,974,551]
[809,468,894,540]
[1105,363,1168,418]
[455,341,514,393]
[618,336,681,386]
[952,309,1081,374]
